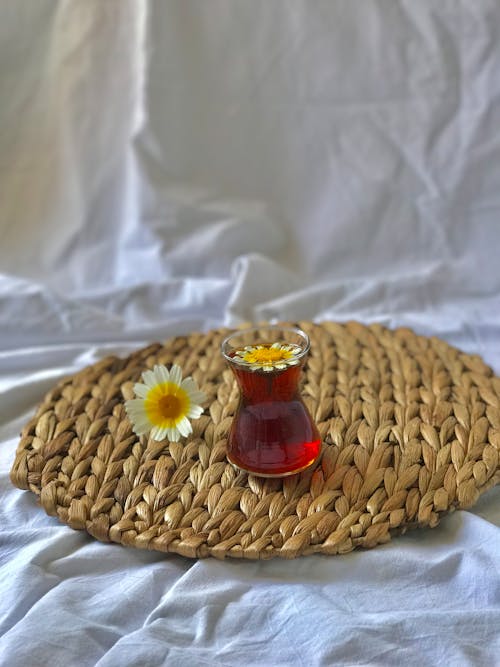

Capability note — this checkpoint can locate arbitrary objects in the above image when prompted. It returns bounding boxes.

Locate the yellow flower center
[145,382,190,426]
[158,394,182,419]
[243,346,294,365]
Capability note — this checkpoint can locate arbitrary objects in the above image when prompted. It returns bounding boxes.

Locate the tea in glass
[222,326,321,477]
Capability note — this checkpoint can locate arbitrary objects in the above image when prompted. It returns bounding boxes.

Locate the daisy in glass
[125,364,206,442]
[233,342,302,372]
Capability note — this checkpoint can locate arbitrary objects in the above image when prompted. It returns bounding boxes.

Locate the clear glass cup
[221,325,321,477]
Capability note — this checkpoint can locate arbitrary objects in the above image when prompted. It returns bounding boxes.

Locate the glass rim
[221,325,311,364]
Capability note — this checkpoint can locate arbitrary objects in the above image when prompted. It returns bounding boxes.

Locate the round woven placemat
[10,321,500,559]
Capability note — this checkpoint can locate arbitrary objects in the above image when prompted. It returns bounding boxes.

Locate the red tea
[226,345,321,477]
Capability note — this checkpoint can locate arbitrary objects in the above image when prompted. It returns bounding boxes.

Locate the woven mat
[10,321,500,559]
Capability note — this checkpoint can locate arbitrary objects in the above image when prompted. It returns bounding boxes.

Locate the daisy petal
[182,380,206,402]
[169,365,183,386]
[125,409,147,420]
[161,426,171,440]
[187,405,203,419]
[125,398,147,412]
[129,414,150,427]
[176,416,192,438]
[133,383,150,399]
[168,427,180,442]
[132,423,150,436]
[180,377,196,392]
[142,369,158,388]
[155,365,170,384]
[189,390,206,404]
[134,425,151,436]
[181,376,199,394]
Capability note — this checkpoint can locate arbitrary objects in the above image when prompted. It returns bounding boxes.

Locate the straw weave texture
[10,321,500,559]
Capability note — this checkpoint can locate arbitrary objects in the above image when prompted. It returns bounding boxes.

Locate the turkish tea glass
[221,325,321,477]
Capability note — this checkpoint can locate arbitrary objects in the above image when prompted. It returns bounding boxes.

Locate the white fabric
[1,1,500,665]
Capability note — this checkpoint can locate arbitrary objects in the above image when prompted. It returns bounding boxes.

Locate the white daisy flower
[125,364,206,442]
[232,342,302,372]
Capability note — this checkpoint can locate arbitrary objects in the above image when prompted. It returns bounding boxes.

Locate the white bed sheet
[1,2,500,665]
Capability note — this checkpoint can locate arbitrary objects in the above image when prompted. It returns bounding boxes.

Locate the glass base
[226,450,321,478]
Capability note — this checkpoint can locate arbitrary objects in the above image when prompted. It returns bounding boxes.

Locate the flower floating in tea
[232,342,302,372]
[125,364,206,442]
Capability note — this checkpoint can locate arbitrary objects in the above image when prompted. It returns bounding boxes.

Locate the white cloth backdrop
[1,2,500,665]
